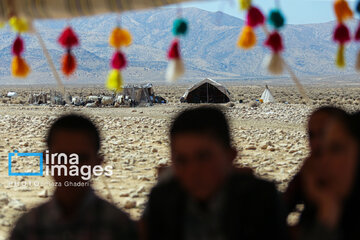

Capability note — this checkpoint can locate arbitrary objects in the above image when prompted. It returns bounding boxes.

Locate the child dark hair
[351,111,360,143]
[46,114,101,152]
[308,106,347,126]
[310,106,346,116]
[170,106,231,148]
[330,110,359,143]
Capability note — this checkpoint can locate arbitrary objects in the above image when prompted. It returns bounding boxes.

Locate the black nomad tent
[181,78,231,103]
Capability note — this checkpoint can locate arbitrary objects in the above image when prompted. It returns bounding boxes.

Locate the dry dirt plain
[0,84,359,239]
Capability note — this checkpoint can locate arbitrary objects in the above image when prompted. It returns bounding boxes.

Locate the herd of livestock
[20,91,166,107]
[70,95,137,107]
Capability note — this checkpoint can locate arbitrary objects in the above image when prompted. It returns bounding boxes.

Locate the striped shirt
[10,190,137,240]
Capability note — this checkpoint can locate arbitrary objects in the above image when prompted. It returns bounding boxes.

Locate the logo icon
[8,150,43,176]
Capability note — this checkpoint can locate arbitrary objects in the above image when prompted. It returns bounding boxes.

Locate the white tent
[260,85,275,103]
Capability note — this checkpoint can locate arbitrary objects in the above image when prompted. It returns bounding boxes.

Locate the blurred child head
[46,114,103,186]
[169,107,237,201]
[307,106,347,157]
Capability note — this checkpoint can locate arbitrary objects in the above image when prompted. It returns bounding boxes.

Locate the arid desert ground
[0,84,359,239]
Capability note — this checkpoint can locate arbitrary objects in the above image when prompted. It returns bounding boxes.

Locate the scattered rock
[0,219,10,227]
[136,186,146,194]
[38,190,48,198]
[130,193,139,198]
[245,146,257,150]
[8,199,26,211]
[119,192,130,197]
[124,200,136,209]
[157,159,168,166]
[260,144,268,150]
[137,176,151,181]
[249,101,260,108]
[0,193,9,207]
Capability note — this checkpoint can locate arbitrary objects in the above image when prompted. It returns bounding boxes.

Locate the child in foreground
[142,106,288,240]
[10,114,137,240]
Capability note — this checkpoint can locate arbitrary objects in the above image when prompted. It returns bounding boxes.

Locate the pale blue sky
[173,0,359,24]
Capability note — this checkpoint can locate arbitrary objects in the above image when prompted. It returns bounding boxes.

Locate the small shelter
[28,93,48,104]
[123,83,154,106]
[181,78,231,103]
[260,85,275,103]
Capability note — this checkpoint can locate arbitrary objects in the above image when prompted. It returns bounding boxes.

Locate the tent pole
[207,83,209,103]
[34,28,66,97]
[283,62,310,104]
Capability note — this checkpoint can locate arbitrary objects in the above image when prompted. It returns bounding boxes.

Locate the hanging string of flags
[237,0,310,103]
[106,23,132,92]
[332,0,360,71]
[58,26,79,76]
[0,0,195,93]
[264,9,285,75]
[0,0,358,99]
[166,17,188,82]
[9,17,31,78]
[237,2,265,49]
[333,0,352,68]
[237,0,286,75]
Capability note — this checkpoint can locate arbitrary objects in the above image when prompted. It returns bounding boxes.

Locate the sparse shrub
[249,101,260,108]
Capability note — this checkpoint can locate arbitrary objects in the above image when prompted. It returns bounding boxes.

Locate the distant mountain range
[0,7,359,85]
